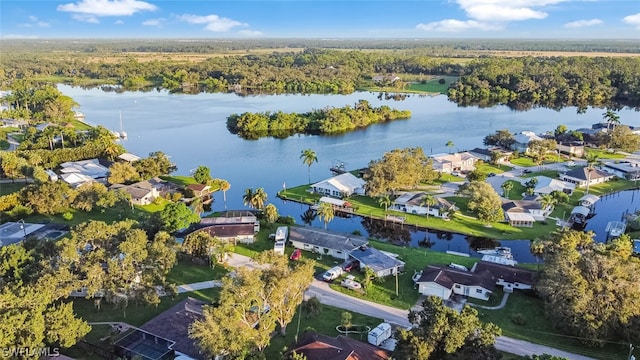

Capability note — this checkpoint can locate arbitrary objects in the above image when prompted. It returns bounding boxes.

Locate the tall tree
[316,202,334,229]
[501,181,514,198]
[300,149,318,184]
[584,152,600,194]
[457,181,504,224]
[264,203,279,224]
[394,296,501,360]
[602,110,620,131]
[420,194,437,219]
[609,125,640,153]
[243,187,268,210]
[445,140,455,154]
[157,202,200,233]
[534,231,640,345]
[377,195,392,213]
[193,165,211,184]
[366,147,437,197]
[108,161,140,185]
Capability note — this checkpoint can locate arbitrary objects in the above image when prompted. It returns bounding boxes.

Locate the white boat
[482,255,518,266]
[118,111,127,139]
[477,246,513,259]
[605,221,626,238]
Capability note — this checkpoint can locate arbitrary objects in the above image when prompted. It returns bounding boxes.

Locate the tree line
[226,100,411,139]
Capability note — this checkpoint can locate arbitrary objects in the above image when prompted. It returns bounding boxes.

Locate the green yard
[166,258,228,284]
[586,148,627,159]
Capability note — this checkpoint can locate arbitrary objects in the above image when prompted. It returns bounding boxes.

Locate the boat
[329,160,347,174]
[482,255,518,266]
[118,111,127,139]
[476,246,513,259]
[605,221,626,239]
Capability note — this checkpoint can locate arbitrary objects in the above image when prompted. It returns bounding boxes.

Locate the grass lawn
[69,119,93,131]
[264,302,384,359]
[520,169,560,179]
[135,197,170,213]
[0,181,27,195]
[586,148,627,160]
[509,157,537,167]
[501,180,527,200]
[550,179,639,219]
[166,258,228,284]
[161,175,198,186]
[475,162,512,174]
[476,292,629,360]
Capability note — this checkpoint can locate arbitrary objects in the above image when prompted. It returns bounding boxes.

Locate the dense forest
[1,40,639,110]
[226,100,411,139]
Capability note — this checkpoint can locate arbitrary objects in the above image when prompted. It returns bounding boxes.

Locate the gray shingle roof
[289,226,368,253]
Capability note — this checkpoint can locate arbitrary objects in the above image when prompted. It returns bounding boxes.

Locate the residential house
[511,131,543,154]
[287,331,391,360]
[392,192,454,218]
[556,141,585,157]
[415,265,495,301]
[472,261,536,292]
[372,74,400,84]
[187,184,212,198]
[502,199,550,227]
[289,226,368,261]
[601,161,640,181]
[60,172,96,188]
[182,222,256,244]
[60,158,109,180]
[469,147,511,164]
[1,119,28,128]
[532,176,575,196]
[430,152,479,174]
[348,246,405,278]
[311,173,366,198]
[117,152,141,163]
[560,167,615,188]
[115,179,161,206]
[113,328,175,360]
[139,297,206,359]
[199,213,260,234]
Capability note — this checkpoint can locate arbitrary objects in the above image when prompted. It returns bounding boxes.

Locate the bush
[276,215,295,225]
[511,313,527,326]
[438,78,446,84]
[62,211,74,221]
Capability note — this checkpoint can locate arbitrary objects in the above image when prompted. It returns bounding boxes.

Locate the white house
[311,173,365,198]
[60,172,95,188]
[560,167,615,188]
[472,261,536,292]
[288,226,368,261]
[430,152,479,174]
[60,158,109,180]
[601,161,640,181]
[392,192,454,218]
[415,265,496,301]
[502,199,551,224]
[532,176,575,196]
[469,147,511,164]
[511,131,543,154]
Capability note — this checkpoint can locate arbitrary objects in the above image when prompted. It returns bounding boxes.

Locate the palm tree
[420,194,437,219]
[301,208,317,225]
[316,202,334,229]
[252,188,268,210]
[243,188,254,209]
[264,203,279,224]
[584,152,600,194]
[602,110,621,131]
[446,140,455,154]
[539,194,557,215]
[220,180,230,209]
[501,181,513,198]
[377,195,392,213]
[300,149,318,184]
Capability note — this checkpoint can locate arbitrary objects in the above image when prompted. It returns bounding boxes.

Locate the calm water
[59,85,640,263]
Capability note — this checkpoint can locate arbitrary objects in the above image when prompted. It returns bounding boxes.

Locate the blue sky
[1,0,639,39]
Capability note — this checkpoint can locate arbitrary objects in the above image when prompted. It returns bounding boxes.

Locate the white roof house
[430,152,479,173]
[311,173,365,198]
[532,176,575,195]
[60,158,109,179]
[512,131,543,153]
[60,173,95,188]
[117,152,141,163]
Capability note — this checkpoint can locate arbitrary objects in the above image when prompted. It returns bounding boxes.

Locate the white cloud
[237,29,264,37]
[72,14,100,23]
[142,18,164,27]
[417,19,501,32]
[623,13,640,29]
[20,16,50,28]
[115,19,124,24]
[178,14,247,32]
[57,0,156,17]
[564,19,603,28]
[455,0,568,22]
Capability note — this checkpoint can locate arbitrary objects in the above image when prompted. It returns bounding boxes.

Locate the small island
[226,100,411,139]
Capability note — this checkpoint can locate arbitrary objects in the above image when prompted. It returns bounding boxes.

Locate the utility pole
[395,267,399,296]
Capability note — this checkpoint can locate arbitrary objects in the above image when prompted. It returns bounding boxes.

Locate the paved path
[177,280,222,293]
[468,292,510,310]
[176,253,595,359]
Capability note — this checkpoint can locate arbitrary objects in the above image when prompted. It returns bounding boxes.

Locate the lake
[58,84,640,263]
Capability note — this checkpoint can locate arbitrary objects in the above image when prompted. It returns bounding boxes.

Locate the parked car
[342,260,360,272]
[487,172,496,177]
[290,249,302,261]
[448,263,469,271]
[340,275,362,290]
[322,266,344,282]
[522,169,532,174]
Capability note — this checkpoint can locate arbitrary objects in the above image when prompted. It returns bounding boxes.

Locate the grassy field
[166,258,228,285]
[406,76,458,94]
[475,162,512,174]
[586,148,627,159]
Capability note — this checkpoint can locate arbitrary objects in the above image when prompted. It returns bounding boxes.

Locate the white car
[340,275,362,290]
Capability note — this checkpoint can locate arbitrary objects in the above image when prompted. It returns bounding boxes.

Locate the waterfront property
[111,178,164,206]
[311,172,366,198]
[117,152,142,163]
[392,192,454,218]
[415,265,495,301]
[348,246,405,278]
[601,161,640,181]
[60,158,109,180]
[511,131,543,154]
[288,226,368,261]
[502,199,551,226]
[532,176,575,196]
[469,147,512,164]
[430,152,479,174]
[178,214,258,244]
[556,141,585,157]
[560,167,615,188]
[471,261,536,292]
